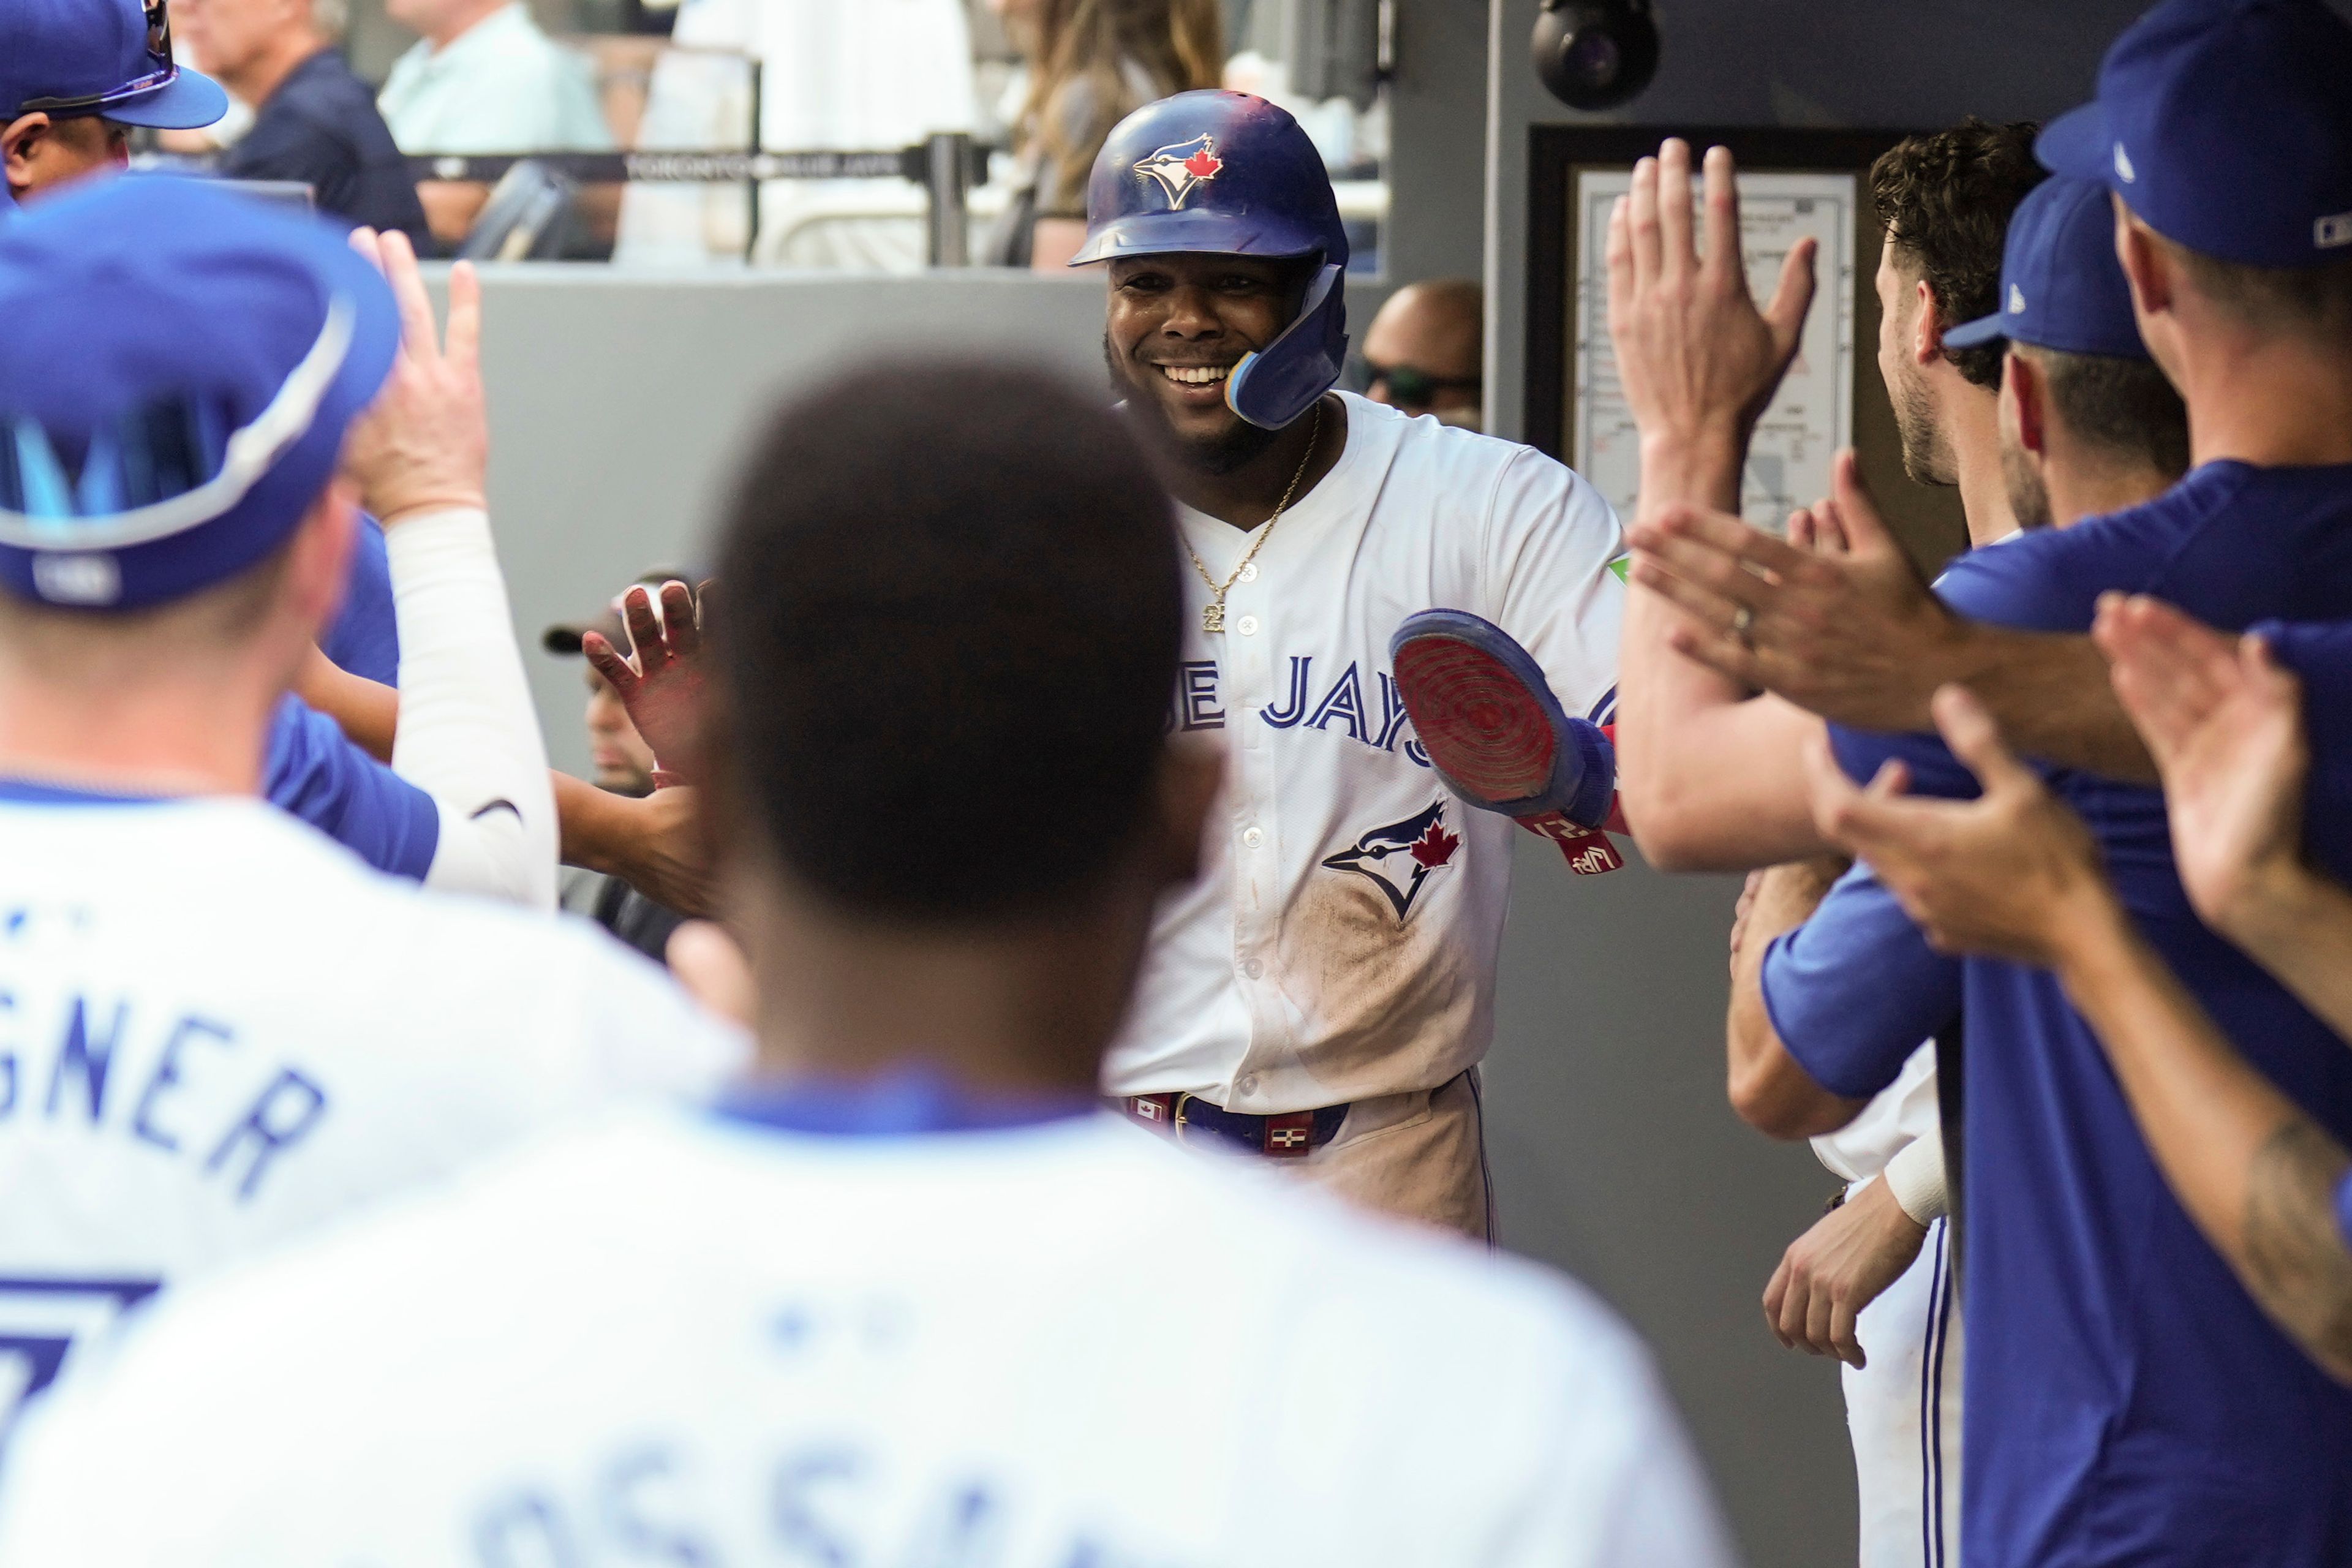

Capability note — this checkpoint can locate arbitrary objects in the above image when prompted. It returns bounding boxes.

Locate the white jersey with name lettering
[0,785,746,1425]
[0,1101,1736,1568]
[1110,392,1624,1112]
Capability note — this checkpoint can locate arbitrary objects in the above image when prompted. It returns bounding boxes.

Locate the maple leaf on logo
[1184,147,1223,179]
[1411,822,1460,870]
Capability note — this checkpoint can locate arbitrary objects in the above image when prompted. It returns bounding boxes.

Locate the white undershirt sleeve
[386,507,559,910]
[1884,1123,1950,1226]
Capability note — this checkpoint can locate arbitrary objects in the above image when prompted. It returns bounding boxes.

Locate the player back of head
[0,175,392,785]
[2038,0,2352,470]
[0,178,744,1428]
[0,358,1736,1568]
[702,357,1211,1099]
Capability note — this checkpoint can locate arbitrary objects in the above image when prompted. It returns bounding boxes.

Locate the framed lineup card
[1523,126,1967,564]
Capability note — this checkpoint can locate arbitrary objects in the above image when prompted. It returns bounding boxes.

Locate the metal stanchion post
[744,59,764,263]
[924,131,973,268]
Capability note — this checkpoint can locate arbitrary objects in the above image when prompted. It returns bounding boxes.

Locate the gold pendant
[1202,600,1226,634]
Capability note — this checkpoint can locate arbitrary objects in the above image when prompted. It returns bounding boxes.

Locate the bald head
[1362,279,1482,424]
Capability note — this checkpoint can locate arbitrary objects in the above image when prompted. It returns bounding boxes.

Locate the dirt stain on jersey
[1280,869,1475,1099]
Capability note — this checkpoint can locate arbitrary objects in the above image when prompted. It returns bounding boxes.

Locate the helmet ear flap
[1226,263,1349,429]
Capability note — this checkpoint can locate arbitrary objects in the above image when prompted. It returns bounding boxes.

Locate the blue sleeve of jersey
[318,513,401,688]
[2337,1166,2352,1255]
[1759,860,1964,1101]
[2256,617,2352,806]
[263,696,439,880]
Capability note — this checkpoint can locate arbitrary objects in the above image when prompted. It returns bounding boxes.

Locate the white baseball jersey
[1109,393,1626,1110]
[0,786,745,1425]
[1811,1042,1939,1187]
[0,1100,1737,1568]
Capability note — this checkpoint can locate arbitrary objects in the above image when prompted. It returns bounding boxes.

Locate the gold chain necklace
[1183,402,1321,635]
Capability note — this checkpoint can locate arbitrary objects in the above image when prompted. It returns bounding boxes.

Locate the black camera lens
[1532,1,1659,110]
[1566,29,1623,89]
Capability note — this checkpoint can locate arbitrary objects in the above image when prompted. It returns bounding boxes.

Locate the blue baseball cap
[0,0,228,130]
[1945,176,2148,360]
[2036,0,2352,268]
[0,177,400,609]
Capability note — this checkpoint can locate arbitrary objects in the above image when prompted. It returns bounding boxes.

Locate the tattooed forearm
[2242,1118,2352,1385]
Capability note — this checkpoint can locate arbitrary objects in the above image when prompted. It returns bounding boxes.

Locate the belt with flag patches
[1114,1092,1351,1158]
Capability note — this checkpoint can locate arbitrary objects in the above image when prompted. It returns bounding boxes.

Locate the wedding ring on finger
[1730,605,1755,647]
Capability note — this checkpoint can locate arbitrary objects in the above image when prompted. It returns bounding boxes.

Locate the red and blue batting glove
[1389,609,1624,875]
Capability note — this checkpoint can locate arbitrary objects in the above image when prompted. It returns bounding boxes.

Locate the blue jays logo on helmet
[1133,134,1224,210]
[1319,801,1461,921]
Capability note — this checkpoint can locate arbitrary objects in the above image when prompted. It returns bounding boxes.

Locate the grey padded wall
[466,270,1111,778]
[1485,845,1814,1558]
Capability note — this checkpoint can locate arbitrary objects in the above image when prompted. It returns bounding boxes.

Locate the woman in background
[988,0,1222,270]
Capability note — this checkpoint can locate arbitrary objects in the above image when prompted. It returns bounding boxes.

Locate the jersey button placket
[1222,549,1283,1078]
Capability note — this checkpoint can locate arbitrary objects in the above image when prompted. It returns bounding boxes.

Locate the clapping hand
[2094,594,2311,937]
[584,580,708,784]
[1629,450,1958,728]
[1801,685,2116,966]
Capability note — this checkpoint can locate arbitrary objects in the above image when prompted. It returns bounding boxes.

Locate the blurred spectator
[179,0,429,241]
[379,0,612,243]
[985,0,1221,270]
[579,663,657,796]
[615,0,978,270]
[380,0,609,151]
[1362,277,1483,428]
[543,573,688,962]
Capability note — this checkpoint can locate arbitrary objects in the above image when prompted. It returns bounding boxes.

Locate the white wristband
[1883,1127,1949,1226]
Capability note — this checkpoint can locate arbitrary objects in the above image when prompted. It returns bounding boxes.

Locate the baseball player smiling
[1081,91,1627,1238]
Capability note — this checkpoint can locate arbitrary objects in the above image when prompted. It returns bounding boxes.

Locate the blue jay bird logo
[1319,801,1461,921]
[1133,135,1224,209]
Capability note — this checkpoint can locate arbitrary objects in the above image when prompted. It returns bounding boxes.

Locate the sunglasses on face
[1364,360,1481,410]
[19,0,178,116]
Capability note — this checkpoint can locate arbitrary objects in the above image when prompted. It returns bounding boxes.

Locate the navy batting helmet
[1070,90,1348,431]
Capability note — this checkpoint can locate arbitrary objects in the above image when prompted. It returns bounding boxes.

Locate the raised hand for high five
[584,580,708,784]
[2094,594,2311,937]
[340,227,488,526]
[1605,138,1817,512]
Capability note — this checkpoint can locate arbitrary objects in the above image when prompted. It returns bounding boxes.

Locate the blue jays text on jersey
[1173,652,1436,767]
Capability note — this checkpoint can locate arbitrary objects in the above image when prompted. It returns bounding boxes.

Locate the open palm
[584,580,707,780]
[2096,595,2308,930]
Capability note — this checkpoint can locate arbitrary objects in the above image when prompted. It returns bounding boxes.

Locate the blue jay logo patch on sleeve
[1319,801,1460,921]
